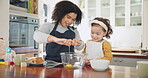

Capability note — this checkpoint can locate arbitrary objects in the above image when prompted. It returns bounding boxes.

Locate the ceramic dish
[90,60,110,71]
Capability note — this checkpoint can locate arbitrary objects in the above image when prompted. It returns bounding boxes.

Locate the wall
[142,0,148,50]
[47,0,79,23]
[110,27,142,49]
[0,0,9,47]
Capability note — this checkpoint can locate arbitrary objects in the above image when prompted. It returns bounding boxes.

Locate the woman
[33,1,84,62]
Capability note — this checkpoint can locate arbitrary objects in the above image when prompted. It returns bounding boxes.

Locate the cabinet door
[118,57,138,67]
[9,22,20,46]
[130,0,142,26]
[120,57,148,67]
[110,57,118,65]
[19,23,28,46]
[137,58,148,62]
[28,25,38,49]
[115,0,125,26]
[88,0,96,18]
[28,25,36,46]
[100,0,110,18]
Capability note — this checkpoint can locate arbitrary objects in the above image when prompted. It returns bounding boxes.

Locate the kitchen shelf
[9,10,38,18]
[88,8,96,10]
[101,6,110,8]
[131,3,142,6]
[115,5,125,7]
[115,16,125,18]
[9,5,38,18]
[10,5,28,12]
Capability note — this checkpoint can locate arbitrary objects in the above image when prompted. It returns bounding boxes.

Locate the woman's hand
[48,36,82,46]
[48,35,72,46]
[71,39,82,46]
[54,38,72,46]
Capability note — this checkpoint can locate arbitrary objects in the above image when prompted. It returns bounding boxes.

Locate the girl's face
[91,25,107,42]
[60,12,77,27]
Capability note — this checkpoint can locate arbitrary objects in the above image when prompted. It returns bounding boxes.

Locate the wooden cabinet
[110,57,148,67]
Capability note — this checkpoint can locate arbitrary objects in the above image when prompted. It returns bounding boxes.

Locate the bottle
[5,47,13,65]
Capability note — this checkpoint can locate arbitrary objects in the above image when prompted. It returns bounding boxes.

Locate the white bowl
[90,60,110,71]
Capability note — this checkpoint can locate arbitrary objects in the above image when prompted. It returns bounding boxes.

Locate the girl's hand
[71,39,82,46]
[85,59,90,65]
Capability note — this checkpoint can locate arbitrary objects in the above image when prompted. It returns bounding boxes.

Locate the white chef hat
[90,20,108,31]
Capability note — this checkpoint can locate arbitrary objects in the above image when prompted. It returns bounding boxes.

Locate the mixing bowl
[60,52,86,69]
[90,59,110,71]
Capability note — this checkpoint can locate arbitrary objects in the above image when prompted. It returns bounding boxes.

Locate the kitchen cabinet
[110,57,148,67]
[115,0,126,27]
[100,0,111,19]
[83,0,142,27]
[80,0,145,49]
[130,0,142,27]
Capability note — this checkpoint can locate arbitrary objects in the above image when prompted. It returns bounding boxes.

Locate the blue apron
[45,23,75,62]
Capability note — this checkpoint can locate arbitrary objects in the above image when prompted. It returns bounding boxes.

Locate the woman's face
[60,12,77,27]
[91,25,107,42]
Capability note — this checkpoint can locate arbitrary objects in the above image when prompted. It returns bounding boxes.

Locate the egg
[65,64,73,68]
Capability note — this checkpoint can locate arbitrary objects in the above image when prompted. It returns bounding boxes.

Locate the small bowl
[90,60,110,71]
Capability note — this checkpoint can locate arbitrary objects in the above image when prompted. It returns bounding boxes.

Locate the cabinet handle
[119,60,122,62]
[114,59,117,62]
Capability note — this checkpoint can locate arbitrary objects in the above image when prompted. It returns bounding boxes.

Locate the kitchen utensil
[60,52,87,69]
[90,59,110,71]
[44,60,62,68]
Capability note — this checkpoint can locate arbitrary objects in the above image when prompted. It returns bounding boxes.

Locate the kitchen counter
[0,65,138,78]
[11,47,38,57]
[112,52,148,59]
[111,52,148,67]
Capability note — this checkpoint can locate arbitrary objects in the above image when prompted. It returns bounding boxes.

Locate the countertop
[0,65,138,78]
[112,52,148,59]
[11,47,148,59]
[11,47,38,54]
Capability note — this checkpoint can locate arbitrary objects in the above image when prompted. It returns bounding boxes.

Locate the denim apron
[45,23,75,62]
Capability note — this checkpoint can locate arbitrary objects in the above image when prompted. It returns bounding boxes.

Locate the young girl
[33,1,84,62]
[83,17,113,65]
